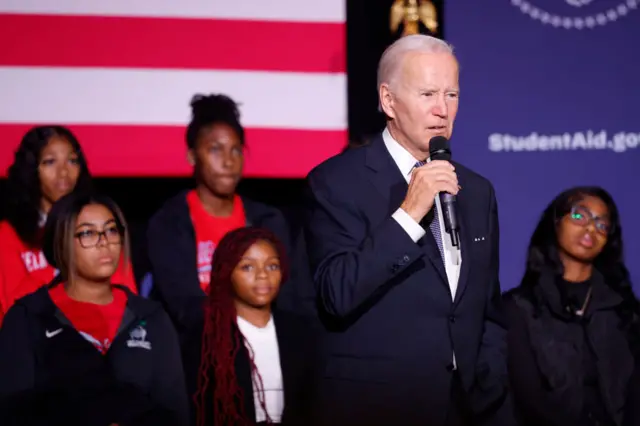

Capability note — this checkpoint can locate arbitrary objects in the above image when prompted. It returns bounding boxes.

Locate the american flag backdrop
[0,0,347,178]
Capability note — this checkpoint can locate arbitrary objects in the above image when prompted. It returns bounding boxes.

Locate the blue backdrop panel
[445,0,640,290]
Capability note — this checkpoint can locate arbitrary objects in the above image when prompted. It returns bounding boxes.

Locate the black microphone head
[429,136,451,161]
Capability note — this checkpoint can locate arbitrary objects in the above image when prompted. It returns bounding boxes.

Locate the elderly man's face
[384,51,459,156]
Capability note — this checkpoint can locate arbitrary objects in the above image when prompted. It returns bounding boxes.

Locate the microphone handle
[439,192,460,247]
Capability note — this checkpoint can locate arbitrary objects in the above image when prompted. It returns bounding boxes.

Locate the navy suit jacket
[304,134,513,426]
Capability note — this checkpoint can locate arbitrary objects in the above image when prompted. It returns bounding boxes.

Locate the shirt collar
[38,211,47,228]
[382,127,423,180]
[236,315,275,331]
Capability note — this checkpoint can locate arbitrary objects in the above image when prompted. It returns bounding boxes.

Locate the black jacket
[504,270,640,426]
[146,192,297,341]
[0,284,189,426]
[181,309,320,426]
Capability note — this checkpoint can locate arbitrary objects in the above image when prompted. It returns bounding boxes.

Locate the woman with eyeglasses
[0,193,188,426]
[0,126,136,323]
[503,186,640,426]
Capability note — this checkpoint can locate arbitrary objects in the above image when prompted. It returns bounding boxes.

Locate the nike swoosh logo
[45,328,63,338]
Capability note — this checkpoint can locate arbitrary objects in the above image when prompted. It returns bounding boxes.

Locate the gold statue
[390,0,438,37]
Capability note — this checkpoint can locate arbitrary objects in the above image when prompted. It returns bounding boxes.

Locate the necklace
[574,285,593,317]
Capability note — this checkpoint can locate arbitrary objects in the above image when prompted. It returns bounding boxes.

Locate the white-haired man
[304,35,515,425]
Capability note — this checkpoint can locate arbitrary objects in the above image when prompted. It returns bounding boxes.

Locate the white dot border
[510,0,638,29]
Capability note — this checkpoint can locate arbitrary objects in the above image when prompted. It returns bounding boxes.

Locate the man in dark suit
[304,35,514,426]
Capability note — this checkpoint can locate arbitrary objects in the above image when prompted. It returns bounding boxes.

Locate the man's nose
[431,94,448,118]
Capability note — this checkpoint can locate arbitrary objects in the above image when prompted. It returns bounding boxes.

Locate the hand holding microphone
[400,160,458,223]
[400,136,461,247]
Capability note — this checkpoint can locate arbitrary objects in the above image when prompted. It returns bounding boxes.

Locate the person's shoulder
[274,309,318,336]
[306,142,374,203]
[125,289,158,307]
[148,191,190,229]
[240,197,290,241]
[125,293,180,331]
[241,196,283,218]
[308,140,369,181]
[502,287,519,307]
[5,285,52,319]
[454,162,494,193]
[0,220,18,238]
[502,286,535,320]
[0,220,22,254]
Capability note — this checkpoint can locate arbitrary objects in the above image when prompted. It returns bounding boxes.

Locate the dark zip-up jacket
[504,270,640,426]
[0,283,189,426]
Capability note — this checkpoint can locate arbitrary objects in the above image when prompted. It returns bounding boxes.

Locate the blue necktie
[415,161,445,262]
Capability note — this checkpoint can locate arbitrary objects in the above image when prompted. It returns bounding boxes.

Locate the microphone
[429,136,460,248]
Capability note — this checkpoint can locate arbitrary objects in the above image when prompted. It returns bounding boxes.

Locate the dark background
[0,0,445,230]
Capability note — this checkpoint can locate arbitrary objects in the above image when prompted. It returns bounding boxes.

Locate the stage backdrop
[0,0,347,178]
[446,1,640,290]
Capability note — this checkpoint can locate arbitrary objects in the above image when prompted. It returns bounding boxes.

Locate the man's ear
[379,83,396,120]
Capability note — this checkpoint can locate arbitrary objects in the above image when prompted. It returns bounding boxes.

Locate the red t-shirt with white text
[186,190,246,292]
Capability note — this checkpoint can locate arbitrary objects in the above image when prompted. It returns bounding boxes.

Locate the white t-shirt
[237,315,285,423]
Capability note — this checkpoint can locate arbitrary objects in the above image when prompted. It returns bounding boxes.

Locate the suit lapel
[452,166,473,305]
[364,136,448,284]
[234,331,256,421]
[273,313,295,409]
[364,136,408,218]
[418,226,448,283]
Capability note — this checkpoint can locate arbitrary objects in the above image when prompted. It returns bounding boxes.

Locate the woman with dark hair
[147,94,293,342]
[0,125,136,321]
[504,186,640,426]
[0,192,188,426]
[182,227,317,426]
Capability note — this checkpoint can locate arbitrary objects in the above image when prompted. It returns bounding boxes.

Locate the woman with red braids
[182,227,318,426]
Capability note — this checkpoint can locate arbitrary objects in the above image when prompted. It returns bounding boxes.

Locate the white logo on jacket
[126,324,151,350]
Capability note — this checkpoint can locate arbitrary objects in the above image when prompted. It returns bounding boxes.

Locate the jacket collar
[538,268,623,318]
[161,190,277,228]
[17,280,161,322]
[381,127,422,181]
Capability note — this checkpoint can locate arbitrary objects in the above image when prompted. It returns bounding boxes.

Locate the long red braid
[194,226,290,426]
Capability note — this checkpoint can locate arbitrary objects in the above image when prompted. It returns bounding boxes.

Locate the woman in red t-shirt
[147,94,292,340]
[0,192,188,426]
[0,126,136,322]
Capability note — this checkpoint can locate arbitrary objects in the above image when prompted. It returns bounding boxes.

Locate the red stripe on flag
[0,14,346,73]
[0,125,346,178]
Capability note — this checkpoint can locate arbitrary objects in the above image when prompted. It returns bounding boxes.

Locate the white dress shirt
[384,128,463,298]
[237,315,284,423]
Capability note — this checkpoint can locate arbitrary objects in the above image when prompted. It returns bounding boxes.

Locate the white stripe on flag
[0,67,347,130]
[0,0,345,22]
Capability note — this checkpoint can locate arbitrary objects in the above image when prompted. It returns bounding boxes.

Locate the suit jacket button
[403,255,410,262]
[449,315,456,323]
